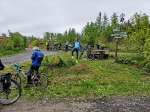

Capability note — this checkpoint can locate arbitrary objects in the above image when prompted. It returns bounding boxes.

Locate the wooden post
[115,38,119,61]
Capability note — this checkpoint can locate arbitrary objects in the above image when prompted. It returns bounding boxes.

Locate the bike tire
[0,79,21,105]
[40,73,48,88]
[32,73,48,89]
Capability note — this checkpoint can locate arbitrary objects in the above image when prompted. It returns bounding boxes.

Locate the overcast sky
[0,0,150,37]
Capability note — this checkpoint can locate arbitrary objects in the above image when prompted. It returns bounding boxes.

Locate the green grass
[0,49,24,57]
[3,52,150,100]
[25,53,150,99]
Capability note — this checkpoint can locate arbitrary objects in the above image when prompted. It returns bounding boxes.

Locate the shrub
[116,54,145,66]
[43,56,76,68]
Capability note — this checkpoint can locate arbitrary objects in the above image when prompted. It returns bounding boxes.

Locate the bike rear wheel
[0,79,21,105]
[32,73,48,89]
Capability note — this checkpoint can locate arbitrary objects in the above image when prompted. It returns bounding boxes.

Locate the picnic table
[87,49,109,60]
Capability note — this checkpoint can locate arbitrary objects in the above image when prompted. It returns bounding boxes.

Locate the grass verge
[2,52,150,100]
[0,49,24,57]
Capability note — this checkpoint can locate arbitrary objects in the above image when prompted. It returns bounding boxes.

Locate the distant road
[1,50,57,65]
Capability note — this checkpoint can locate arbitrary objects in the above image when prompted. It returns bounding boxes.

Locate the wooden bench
[87,49,109,60]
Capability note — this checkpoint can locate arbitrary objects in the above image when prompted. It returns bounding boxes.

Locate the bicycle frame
[13,64,27,86]
[13,63,48,88]
[14,64,26,75]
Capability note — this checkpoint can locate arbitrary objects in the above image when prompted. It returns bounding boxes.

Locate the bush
[43,56,76,68]
[116,56,136,65]
[63,59,76,67]
[115,52,150,73]
[116,54,145,66]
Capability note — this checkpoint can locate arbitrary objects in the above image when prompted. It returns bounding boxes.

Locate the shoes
[72,56,74,59]
[75,60,78,63]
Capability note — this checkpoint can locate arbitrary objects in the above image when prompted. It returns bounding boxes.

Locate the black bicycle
[13,64,48,89]
[30,70,48,88]
[0,73,21,105]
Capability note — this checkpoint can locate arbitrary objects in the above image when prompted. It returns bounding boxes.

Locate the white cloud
[0,0,150,37]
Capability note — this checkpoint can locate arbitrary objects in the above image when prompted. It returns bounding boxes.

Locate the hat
[32,46,40,51]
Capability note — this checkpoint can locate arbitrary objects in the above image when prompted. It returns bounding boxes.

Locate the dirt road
[1,97,150,112]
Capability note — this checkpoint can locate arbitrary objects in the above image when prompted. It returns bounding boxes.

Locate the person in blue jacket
[72,39,81,63]
[26,47,44,86]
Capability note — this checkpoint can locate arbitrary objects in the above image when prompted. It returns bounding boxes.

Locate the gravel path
[0,97,150,112]
[1,50,57,65]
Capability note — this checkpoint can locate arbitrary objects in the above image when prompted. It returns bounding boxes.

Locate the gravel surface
[0,97,150,112]
[1,50,57,65]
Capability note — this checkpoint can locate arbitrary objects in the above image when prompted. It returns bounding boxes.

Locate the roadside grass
[109,52,138,58]
[0,49,24,57]
[3,52,150,100]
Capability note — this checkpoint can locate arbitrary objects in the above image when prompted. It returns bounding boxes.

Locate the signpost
[111,28,127,61]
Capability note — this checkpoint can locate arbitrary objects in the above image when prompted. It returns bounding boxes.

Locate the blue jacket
[31,51,44,67]
[74,41,80,49]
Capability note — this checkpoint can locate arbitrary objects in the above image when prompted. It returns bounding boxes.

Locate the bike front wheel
[0,79,21,105]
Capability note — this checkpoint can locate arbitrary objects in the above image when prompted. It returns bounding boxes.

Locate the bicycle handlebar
[13,63,25,72]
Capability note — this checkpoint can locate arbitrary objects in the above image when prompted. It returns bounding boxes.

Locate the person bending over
[26,47,44,86]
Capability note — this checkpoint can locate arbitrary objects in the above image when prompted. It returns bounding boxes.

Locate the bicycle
[0,73,21,105]
[12,64,27,88]
[13,64,48,88]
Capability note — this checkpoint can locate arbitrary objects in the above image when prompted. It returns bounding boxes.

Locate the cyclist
[26,47,44,87]
[0,59,4,70]
[72,38,81,63]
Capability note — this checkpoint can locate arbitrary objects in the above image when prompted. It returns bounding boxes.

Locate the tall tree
[111,13,119,29]
[67,28,77,42]
[96,12,102,29]
[102,13,109,30]
[128,13,150,52]
[82,22,100,45]
[44,32,50,40]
